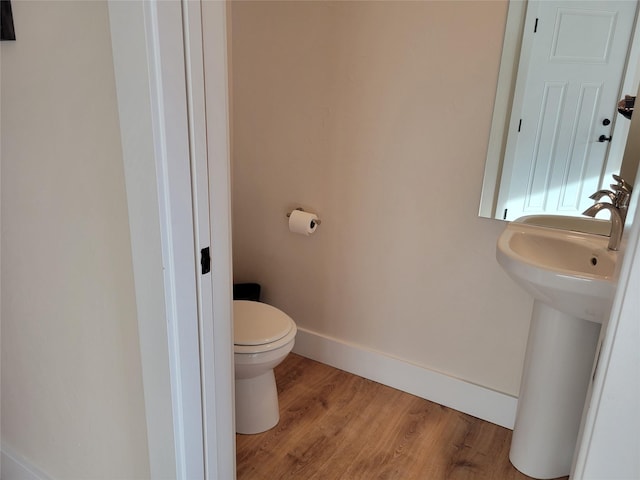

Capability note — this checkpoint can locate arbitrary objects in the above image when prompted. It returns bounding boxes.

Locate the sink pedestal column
[510,301,601,479]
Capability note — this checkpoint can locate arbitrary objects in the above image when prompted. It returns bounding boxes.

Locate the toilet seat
[234,300,296,354]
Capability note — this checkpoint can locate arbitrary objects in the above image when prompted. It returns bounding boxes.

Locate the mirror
[479,0,640,221]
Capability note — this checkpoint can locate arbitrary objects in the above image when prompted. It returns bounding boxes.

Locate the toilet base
[235,369,280,434]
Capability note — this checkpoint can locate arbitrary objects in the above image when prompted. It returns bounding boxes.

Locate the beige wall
[1,1,149,478]
[230,1,534,395]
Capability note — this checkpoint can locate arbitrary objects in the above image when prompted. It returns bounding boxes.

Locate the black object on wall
[1,0,16,41]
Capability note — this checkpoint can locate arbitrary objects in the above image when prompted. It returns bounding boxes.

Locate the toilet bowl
[233,300,297,434]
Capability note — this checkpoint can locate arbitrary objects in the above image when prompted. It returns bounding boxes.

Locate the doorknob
[598,134,612,142]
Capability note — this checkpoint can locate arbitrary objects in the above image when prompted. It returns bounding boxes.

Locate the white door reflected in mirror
[479,0,640,221]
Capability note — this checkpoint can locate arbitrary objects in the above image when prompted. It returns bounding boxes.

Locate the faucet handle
[612,174,633,193]
[611,183,631,195]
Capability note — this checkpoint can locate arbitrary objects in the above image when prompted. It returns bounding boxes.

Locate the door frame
[109,0,235,478]
[185,1,236,478]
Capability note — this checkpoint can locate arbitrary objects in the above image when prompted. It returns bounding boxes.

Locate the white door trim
[142,2,206,477]
[109,0,220,477]
[183,1,236,478]
[200,1,237,478]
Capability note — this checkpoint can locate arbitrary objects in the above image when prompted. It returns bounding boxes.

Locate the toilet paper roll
[288,209,318,236]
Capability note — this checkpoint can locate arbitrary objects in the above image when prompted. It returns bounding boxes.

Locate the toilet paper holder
[286,208,322,226]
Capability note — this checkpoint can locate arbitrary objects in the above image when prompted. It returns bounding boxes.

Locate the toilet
[233,300,297,434]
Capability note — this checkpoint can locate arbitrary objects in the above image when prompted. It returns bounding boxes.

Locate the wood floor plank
[236,354,568,480]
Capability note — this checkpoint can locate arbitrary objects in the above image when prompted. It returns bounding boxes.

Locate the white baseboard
[1,447,52,480]
[292,327,517,429]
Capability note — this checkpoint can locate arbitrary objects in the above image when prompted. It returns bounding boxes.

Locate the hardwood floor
[236,354,569,480]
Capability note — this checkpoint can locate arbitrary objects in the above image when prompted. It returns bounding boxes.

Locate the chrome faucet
[582,202,624,250]
[583,174,633,251]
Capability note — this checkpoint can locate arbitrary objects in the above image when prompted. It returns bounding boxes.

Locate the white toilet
[233,300,297,434]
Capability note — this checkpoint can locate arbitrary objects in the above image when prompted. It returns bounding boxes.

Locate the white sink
[514,214,611,236]
[496,219,619,479]
[497,222,617,323]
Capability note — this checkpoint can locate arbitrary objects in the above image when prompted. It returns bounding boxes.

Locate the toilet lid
[233,300,294,346]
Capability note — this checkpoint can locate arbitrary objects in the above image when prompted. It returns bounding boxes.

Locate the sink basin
[497,222,617,323]
[514,214,611,236]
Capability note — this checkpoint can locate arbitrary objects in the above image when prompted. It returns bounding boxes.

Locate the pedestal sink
[497,217,618,479]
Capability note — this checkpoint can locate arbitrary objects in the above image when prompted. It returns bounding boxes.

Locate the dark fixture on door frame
[617,95,635,119]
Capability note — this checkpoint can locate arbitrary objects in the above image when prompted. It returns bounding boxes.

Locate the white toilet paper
[288,209,318,236]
